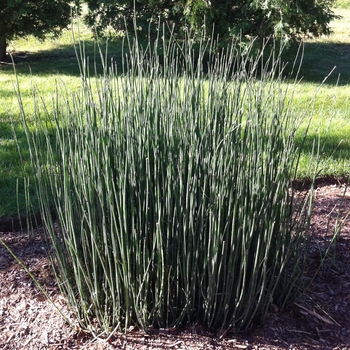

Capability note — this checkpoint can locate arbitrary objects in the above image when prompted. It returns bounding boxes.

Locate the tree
[0,0,75,61]
[84,0,339,42]
[84,0,184,38]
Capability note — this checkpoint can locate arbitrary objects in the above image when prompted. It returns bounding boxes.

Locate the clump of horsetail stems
[18,29,315,337]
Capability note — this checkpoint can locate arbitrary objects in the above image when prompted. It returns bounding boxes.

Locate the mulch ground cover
[1,183,349,349]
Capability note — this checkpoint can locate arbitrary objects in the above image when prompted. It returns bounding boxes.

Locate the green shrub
[85,0,339,42]
[18,32,314,337]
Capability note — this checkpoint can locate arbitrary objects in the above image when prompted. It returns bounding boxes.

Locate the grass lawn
[1,10,350,217]
[0,24,123,217]
[288,8,350,179]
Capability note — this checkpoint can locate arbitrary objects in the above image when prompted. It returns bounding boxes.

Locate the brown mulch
[1,184,350,350]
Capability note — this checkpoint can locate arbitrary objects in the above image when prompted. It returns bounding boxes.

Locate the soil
[1,184,350,350]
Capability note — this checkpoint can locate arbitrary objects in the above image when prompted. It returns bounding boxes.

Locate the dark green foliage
[0,0,76,60]
[84,0,339,42]
[84,0,184,38]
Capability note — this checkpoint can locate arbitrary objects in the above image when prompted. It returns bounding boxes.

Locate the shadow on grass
[1,39,125,77]
[282,41,350,86]
[296,132,350,159]
[295,132,350,184]
[1,36,350,85]
[0,122,39,220]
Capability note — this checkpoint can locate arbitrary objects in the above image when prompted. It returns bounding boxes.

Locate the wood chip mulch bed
[1,183,350,349]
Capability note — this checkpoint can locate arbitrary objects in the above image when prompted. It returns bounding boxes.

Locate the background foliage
[0,0,340,61]
[84,0,339,41]
[0,0,76,60]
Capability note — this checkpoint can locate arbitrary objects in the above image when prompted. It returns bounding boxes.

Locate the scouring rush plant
[17,29,317,338]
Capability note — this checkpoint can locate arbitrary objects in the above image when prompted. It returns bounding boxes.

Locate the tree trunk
[0,37,7,62]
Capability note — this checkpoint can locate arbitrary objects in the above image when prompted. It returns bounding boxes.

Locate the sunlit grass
[334,0,350,9]
[293,82,350,177]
